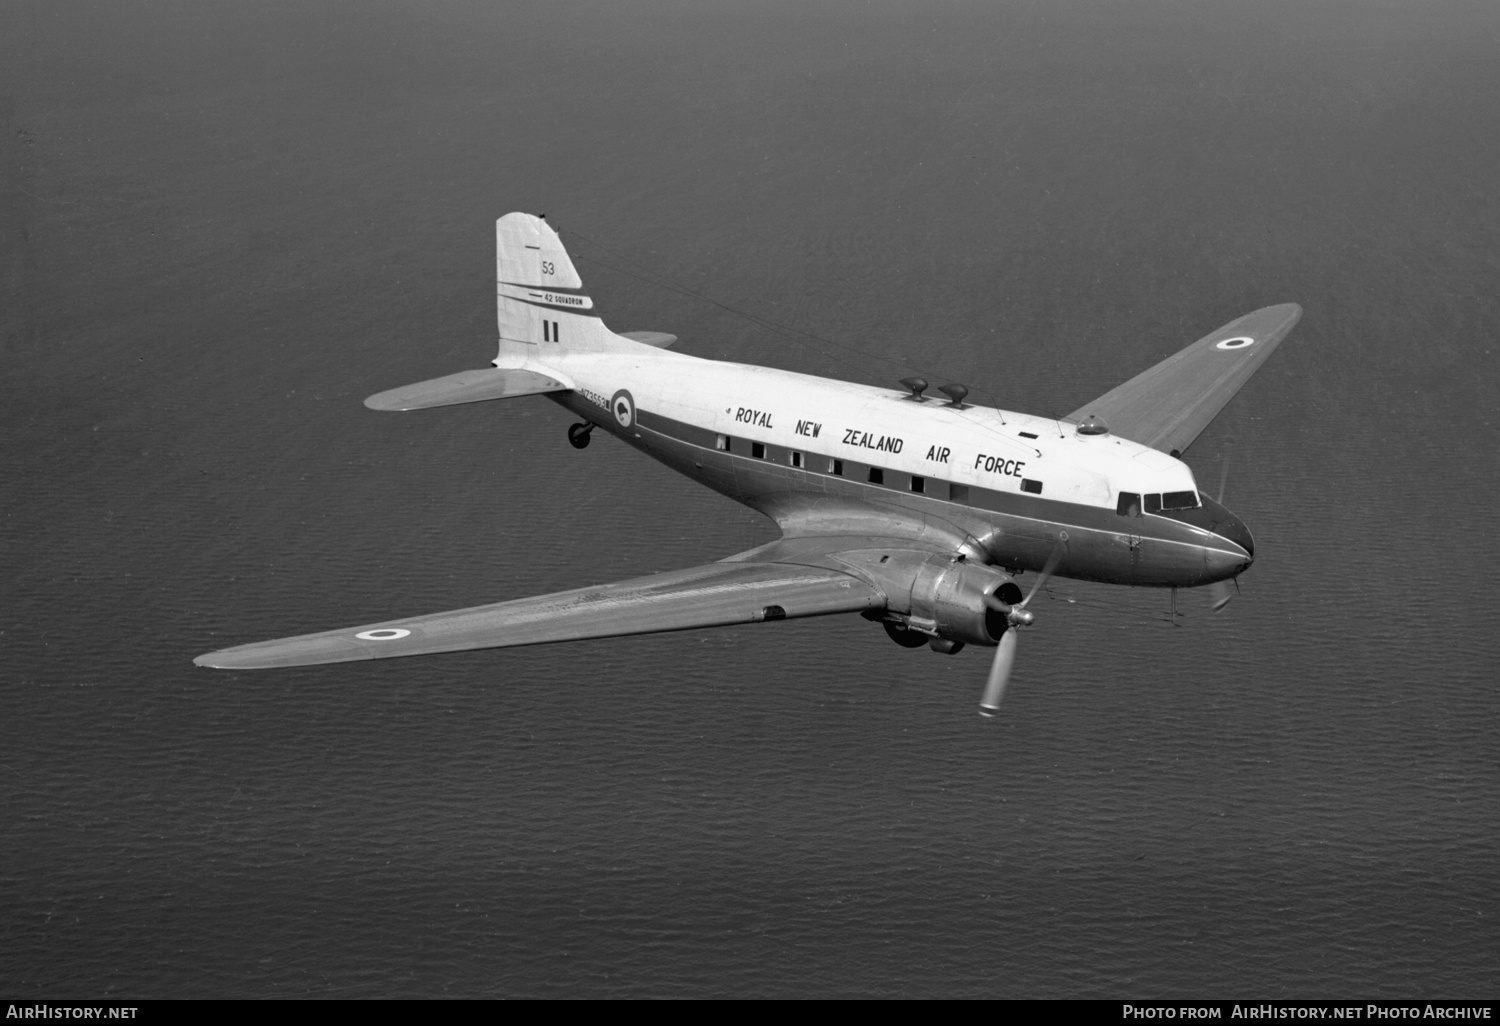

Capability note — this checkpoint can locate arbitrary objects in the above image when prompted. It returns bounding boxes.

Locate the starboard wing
[195,559,882,670]
[1066,303,1302,456]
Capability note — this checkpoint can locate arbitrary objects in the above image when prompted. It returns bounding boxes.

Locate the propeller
[1208,578,1238,613]
[1207,454,1235,613]
[978,537,1066,717]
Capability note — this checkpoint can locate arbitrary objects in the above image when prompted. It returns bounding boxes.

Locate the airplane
[195,212,1301,717]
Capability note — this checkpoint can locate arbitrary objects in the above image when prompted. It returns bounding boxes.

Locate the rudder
[495,212,630,364]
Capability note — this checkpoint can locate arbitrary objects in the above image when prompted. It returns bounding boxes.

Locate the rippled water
[4,0,1498,998]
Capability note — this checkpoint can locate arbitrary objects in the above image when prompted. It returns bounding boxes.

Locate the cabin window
[791,451,803,469]
[829,458,843,476]
[868,467,884,485]
[752,442,765,459]
[1019,431,1038,440]
[1162,490,1200,510]
[716,434,729,452]
[910,475,925,494]
[1144,493,1162,514]
[1117,491,1142,517]
[1021,478,1042,495]
[950,484,970,503]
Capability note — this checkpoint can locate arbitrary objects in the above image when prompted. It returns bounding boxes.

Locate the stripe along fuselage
[536,348,1253,589]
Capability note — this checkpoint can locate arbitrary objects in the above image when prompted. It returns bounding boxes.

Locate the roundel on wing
[1216,335,1255,350]
[356,628,410,641]
[612,389,635,428]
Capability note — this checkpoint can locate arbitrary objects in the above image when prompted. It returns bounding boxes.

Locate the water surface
[3,0,1498,998]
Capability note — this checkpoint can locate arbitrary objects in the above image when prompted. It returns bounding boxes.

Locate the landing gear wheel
[567,422,594,449]
[883,620,929,648]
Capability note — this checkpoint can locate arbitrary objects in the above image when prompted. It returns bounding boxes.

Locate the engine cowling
[905,558,1023,647]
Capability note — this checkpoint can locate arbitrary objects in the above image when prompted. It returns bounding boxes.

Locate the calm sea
[4,0,1498,998]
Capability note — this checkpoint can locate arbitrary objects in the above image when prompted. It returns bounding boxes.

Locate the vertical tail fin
[494,213,629,364]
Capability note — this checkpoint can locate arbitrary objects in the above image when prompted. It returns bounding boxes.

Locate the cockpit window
[1144,493,1162,514]
[1161,490,1200,510]
[1116,492,1141,517]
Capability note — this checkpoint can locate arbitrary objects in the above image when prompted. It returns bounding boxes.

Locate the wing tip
[1247,302,1303,329]
[193,637,355,670]
[194,636,381,669]
[1209,303,1301,351]
[363,392,413,412]
[193,648,262,670]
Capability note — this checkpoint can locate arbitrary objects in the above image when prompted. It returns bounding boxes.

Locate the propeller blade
[1208,452,1235,612]
[978,629,1019,718]
[1208,578,1236,613]
[1021,538,1067,608]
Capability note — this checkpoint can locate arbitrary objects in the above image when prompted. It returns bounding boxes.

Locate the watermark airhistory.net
[1122,1007,1492,1020]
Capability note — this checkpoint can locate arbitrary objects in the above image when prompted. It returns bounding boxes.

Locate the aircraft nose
[1200,494,1255,563]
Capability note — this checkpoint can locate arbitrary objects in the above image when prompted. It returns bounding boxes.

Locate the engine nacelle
[903,558,1023,647]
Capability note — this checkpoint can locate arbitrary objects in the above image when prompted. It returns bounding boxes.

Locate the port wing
[195,559,882,670]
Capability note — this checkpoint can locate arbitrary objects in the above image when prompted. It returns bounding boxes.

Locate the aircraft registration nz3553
[195,212,1302,716]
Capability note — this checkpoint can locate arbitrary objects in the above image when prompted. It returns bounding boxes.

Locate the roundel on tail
[612,389,635,429]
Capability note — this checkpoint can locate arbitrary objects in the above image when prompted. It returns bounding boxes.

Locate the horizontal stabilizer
[364,367,569,412]
[619,331,678,349]
[1067,303,1302,456]
[194,561,881,670]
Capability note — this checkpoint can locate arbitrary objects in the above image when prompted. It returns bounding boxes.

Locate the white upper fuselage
[519,345,1201,510]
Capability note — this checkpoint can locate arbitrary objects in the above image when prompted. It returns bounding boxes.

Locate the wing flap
[364,367,570,412]
[195,561,881,670]
[1066,303,1301,455]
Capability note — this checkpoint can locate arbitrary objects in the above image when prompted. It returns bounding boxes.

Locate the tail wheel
[567,422,594,449]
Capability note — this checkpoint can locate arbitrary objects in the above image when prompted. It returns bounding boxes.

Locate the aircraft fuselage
[533,349,1253,589]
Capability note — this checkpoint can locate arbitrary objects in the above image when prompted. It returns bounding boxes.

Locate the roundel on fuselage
[612,389,635,429]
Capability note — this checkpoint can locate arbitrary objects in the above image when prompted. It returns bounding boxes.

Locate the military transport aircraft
[195,212,1301,716]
